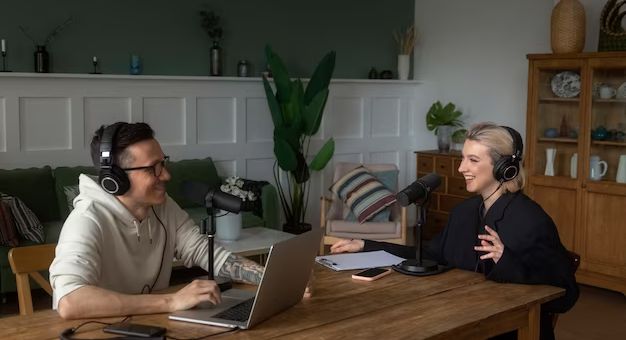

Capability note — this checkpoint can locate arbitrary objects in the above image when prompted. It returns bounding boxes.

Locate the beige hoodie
[49,174,231,309]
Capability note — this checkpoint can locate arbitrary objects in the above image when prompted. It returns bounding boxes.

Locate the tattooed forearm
[218,254,264,284]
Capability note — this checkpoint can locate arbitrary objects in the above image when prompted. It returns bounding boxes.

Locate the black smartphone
[103,322,166,338]
[351,268,391,281]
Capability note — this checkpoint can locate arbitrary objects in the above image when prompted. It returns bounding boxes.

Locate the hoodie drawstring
[148,217,153,244]
[133,220,140,242]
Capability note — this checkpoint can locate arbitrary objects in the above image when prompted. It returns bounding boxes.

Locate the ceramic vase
[545,148,556,176]
[397,54,410,81]
[437,125,451,153]
[617,155,626,183]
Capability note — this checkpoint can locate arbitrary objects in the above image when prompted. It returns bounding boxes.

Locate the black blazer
[364,191,580,340]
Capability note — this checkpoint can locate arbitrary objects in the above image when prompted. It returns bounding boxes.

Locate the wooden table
[0,265,564,340]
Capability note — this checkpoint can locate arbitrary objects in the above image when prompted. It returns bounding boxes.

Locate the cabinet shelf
[593,98,626,103]
[539,97,580,102]
[591,140,626,146]
[537,137,578,143]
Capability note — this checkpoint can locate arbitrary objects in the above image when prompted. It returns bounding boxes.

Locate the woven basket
[551,0,587,53]
[598,0,626,51]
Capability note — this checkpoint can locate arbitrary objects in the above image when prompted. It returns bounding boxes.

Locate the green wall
[0,0,414,78]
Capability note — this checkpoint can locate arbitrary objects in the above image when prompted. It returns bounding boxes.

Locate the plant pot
[437,125,452,152]
[216,212,242,242]
[282,222,312,235]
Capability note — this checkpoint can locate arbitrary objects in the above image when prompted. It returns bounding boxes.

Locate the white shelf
[0,71,424,84]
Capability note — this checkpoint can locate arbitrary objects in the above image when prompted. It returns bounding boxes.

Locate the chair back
[551,250,581,330]
[8,243,56,315]
[327,162,400,221]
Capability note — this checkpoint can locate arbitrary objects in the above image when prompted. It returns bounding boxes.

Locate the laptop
[168,227,323,330]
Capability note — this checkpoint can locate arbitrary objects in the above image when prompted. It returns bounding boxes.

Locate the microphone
[392,172,447,277]
[180,180,245,214]
[179,180,255,292]
[397,172,441,207]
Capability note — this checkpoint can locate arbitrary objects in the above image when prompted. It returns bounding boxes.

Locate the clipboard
[315,250,406,271]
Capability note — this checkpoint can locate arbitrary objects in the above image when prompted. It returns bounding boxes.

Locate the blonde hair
[464,122,526,193]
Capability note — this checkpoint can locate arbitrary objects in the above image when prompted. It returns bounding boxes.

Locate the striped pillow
[0,192,45,243]
[329,166,397,224]
[0,201,19,246]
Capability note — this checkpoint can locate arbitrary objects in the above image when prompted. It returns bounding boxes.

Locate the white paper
[315,250,406,271]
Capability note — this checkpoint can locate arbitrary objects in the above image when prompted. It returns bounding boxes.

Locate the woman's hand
[474,226,505,263]
[330,239,365,253]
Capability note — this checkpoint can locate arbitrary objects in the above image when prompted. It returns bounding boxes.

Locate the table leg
[518,304,540,340]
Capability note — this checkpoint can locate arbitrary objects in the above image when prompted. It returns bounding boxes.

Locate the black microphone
[392,172,446,277]
[396,172,441,207]
[180,180,245,214]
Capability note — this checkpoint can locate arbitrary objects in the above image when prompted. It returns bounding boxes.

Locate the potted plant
[18,17,74,73]
[426,101,467,152]
[262,44,336,234]
[216,176,257,242]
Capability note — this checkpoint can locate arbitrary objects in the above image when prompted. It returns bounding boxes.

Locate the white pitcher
[589,155,608,181]
[617,155,626,183]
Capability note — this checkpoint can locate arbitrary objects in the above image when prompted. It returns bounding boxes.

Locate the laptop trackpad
[192,289,255,313]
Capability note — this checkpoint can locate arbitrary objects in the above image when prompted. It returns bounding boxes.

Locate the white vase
[545,148,556,176]
[216,212,242,242]
[397,54,410,81]
[617,155,626,183]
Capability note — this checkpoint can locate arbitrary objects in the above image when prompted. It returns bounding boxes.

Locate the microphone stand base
[193,275,233,292]
[392,259,449,277]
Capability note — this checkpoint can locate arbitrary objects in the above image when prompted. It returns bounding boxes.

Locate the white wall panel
[19,97,71,151]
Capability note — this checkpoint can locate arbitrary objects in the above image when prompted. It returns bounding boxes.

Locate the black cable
[165,327,240,340]
[142,207,168,294]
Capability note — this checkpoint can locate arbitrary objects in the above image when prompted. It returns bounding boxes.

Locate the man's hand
[303,269,315,298]
[474,225,505,264]
[168,279,221,312]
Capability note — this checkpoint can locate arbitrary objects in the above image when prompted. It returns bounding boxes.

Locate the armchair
[319,162,407,255]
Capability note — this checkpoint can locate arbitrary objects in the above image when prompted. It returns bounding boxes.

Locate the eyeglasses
[122,156,170,177]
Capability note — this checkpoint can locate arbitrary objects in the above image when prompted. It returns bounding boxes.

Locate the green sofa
[0,157,279,295]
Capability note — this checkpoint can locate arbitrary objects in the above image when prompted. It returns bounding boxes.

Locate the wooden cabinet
[414,150,478,241]
[526,52,626,296]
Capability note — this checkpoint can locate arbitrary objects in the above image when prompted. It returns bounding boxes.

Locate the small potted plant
[18,17,74,73]
[426,101,467,152]
[217,176,257,242]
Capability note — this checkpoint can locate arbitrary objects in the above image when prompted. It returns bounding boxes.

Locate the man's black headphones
[99,122,131,196]
[492,126,524,183]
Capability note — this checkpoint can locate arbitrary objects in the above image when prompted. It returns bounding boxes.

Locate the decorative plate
[551,71,581,98]
[617,82,626,98]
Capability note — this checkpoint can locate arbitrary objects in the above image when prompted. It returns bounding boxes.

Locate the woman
[330,122,579,340]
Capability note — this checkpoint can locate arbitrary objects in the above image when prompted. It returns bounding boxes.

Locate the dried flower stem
[393,23,419,54]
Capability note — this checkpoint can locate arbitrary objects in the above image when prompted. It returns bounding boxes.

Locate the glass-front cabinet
[526,53,626,298]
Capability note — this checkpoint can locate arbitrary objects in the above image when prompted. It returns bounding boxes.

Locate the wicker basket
[551,0,586,53]
[598,0,626,51]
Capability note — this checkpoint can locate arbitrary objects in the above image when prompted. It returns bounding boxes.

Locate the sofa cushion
[329,166,397,224]
[0,166,59,222]
[53,166,98,220]
[43,221,64,244]
[0,201,19,246]
[63,185,80,213]
[0,192,45,243]
[345,169,398,222]
[165,157,220,209]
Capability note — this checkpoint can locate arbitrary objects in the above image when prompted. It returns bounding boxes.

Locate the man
[49,122,312,320]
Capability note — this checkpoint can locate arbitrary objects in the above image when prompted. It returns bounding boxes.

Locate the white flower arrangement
[220,176,257,201]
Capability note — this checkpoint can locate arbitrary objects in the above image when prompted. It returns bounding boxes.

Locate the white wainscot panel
[331,154,364,170]
[84,97,131,146]
[371,97,400,137]
[143,98,185,146]
[246,98,273,143]
[245,158,277,185]
[0,98,5,152]
[19,97,71,151]
[214,160,237,178]
[370,151,399,166]
[330,97,364,139]
[197,97,236,144]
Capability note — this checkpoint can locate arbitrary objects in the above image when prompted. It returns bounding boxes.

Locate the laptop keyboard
[213,298,255,322]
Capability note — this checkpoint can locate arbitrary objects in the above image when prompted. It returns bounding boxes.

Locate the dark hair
[90,122,155,170]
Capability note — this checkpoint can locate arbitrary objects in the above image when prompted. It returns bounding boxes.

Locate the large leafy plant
[426,101,467,143]
[262,44,336,232]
